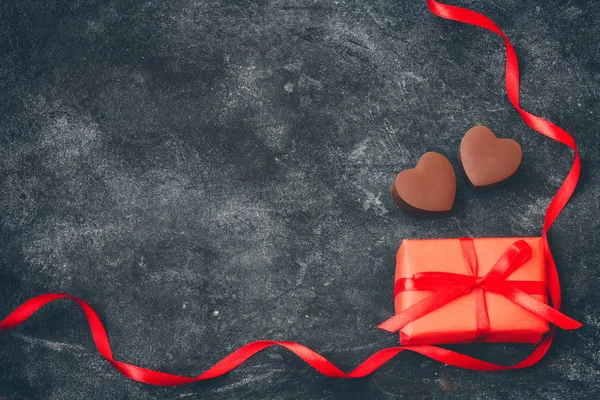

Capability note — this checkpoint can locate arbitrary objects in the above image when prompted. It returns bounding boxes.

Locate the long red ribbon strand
[0,0,582,385]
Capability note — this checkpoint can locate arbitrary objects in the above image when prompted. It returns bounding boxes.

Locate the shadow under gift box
[394,237,548,345]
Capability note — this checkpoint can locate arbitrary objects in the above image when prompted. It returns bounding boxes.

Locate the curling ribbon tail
[0,293,572,386]
[0,0,581,384]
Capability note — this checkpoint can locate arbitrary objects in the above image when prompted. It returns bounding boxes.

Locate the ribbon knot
[378,238,581,340]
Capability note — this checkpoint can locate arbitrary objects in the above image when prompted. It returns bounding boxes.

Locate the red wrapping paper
[394,237,549,345]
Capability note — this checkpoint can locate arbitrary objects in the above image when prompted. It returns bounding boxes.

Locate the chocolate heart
[459,125,522,188]
[390,152,456,217]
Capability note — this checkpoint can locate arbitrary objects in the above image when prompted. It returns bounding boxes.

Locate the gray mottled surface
[1,0,599,398]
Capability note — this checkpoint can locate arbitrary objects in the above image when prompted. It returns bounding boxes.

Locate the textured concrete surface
[1,0,599,398]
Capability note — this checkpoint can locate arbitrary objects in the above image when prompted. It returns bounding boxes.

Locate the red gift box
[378,237,579,345]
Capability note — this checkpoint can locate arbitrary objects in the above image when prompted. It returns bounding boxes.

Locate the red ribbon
[377,239,581,338]
[0,0,583,385]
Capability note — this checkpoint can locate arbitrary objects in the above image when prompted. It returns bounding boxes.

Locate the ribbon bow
[378,238,581,339]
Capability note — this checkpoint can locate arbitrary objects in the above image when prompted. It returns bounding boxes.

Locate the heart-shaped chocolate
[390,152,456,217]
[459,125,522,188]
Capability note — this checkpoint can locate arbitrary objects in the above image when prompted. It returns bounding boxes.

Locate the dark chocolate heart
[390,152,456,217]
[459,125,522,188]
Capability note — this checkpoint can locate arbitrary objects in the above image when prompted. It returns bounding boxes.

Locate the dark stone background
[1,0,599,398]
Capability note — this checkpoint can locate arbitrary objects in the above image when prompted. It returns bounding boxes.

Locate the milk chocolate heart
[390,152,456,217]
[459,125,522,189]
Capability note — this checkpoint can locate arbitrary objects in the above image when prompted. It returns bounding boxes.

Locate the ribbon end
[377,317,400,333]
[563,319,583,330]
